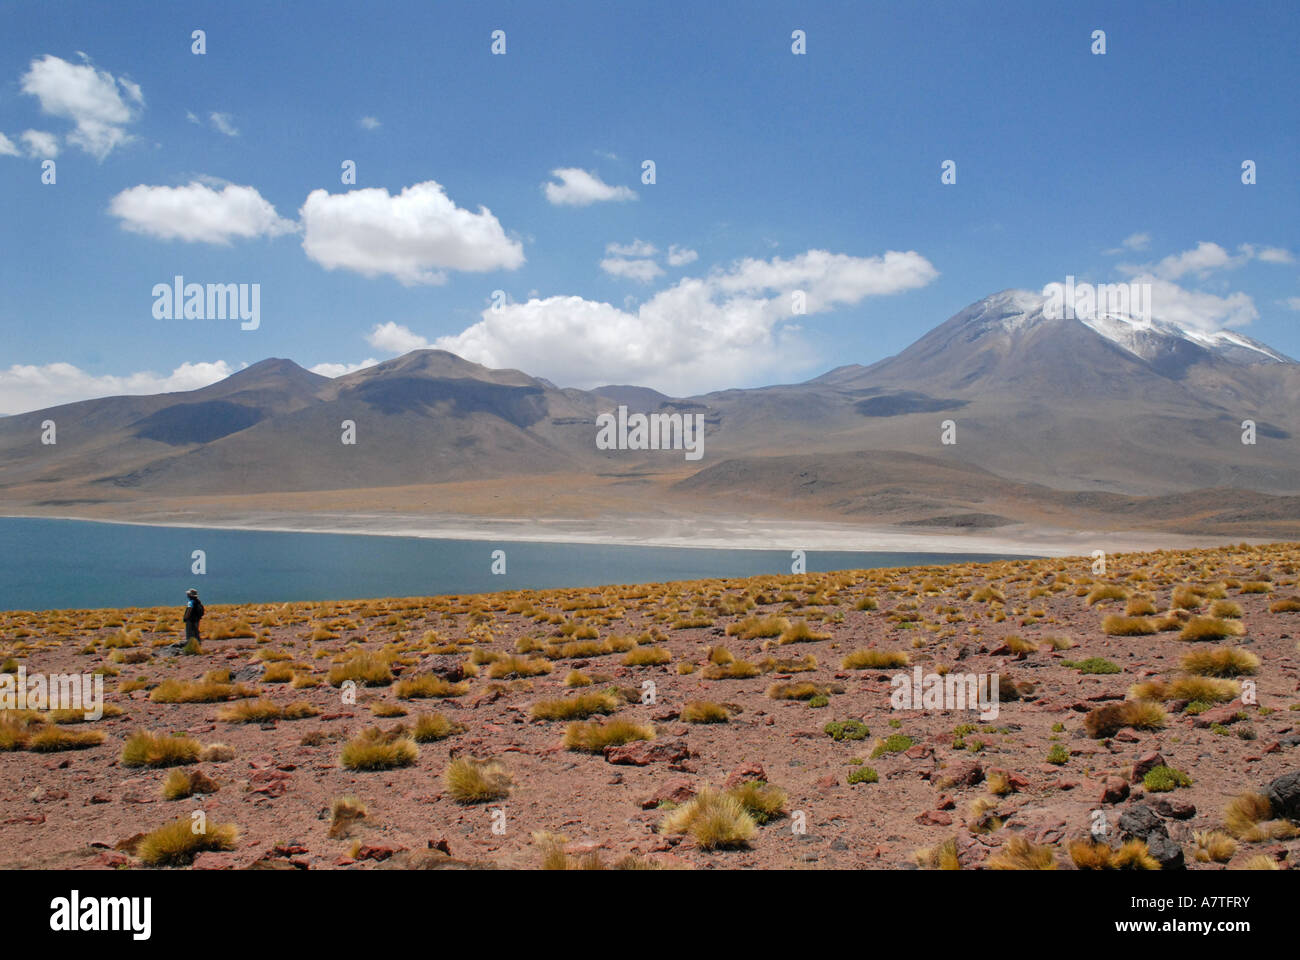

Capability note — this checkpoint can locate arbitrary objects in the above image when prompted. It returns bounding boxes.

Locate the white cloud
[109,181,296,244]
[1104,232,1151,255]
[0,133,19,156]
[667,244,698,266]
[1138,274,1259,331]
[300,180,524,286]
[309,358,379,377]
[19,54,142,159]
[0,360,231,416]
[1282,297,1300,312]
[20,130,59,158]
[606,239,657,257]
[711,249,939,313]
[1257,247,1294,264]
[543,168,636,206]
[430,248,938,395]
[366,322,432,353]
[185,110,200,124]
[600,256,664,284]
[209,112,239,137]
[359,116,381,130]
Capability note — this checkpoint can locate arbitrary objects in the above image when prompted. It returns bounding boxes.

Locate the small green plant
[1143,765,1192,792]
[1061,657,1121,674]
[823,719,869,742]
[847,766,879,785]
[1046,744,1069,765]
[870,734,913,758]
[807,694,829,709]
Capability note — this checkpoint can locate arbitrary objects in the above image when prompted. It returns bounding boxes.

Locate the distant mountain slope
[2,292,1297,534]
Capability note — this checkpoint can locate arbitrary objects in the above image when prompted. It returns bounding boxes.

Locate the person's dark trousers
[185,622,200,642]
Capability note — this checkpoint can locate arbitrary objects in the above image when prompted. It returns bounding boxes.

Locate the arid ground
[2,543,1299,870]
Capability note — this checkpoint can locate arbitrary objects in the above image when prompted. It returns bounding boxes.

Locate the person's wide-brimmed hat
[186,588,199,597]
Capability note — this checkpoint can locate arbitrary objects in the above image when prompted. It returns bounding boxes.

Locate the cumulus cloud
[209,112,239,137]
[366,322,432,353]
[309,358,379,377]
[109,181,296,244]
[1284,297,1300,312]
[359,116,381,130]
[543,168,636,206]
[1104,232,1151,255]
[428,248,938,395]
[606,240,657,258]
[0,360,231,416]
[21,130,59,158]
[667,244,698,266]
[0,133,19,157]
[300,180,524,286]
[600,256,664,283]
[1140,275,1258,331]
[20,54,142,159]
[1257,247,1294,264]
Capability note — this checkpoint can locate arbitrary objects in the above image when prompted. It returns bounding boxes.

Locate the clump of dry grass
[563,718,655,752]
[339,727,419,771]
[658,788,755,850]
[1178,616,1246,642]
[1180,646,1259,677]
[1223,792,1299,841]
[1268,596,1300,613]
[531,690,620,720]
[776,620,831,645]
[1070,839,1161,870]
[726,615,789,640]
[623,646,671,666]
[327,653,393,687]
[199,743,235,762]
[727,779,786,824]
[1193,830,1237,863]
[444,757,512,803]
[412,712,463,742]
[486,655,552,679]
[394,674,469,699]
[1086,584,1129,606]
[1083,700,1166,739]
[328,796,367,838]
[162,768,219,800]
[681,701,730,723]
[913,836,961,870]
[841,649,909,670]
[1102,614,1158,636]
[121,730,201,768]
[701,659,761,679]
[987,835,1057,870]
[136,816,239,866]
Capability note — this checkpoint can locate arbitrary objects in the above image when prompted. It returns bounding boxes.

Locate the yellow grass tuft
[121,730,201,768]
[841,649,910,670]
[136,816,239,866]
[658,788,755,850]
[443,757,512,803]
[339,727,419,771]
[563,718,655,752]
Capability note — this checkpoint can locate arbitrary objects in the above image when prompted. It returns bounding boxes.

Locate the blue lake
[0,517,1024,612]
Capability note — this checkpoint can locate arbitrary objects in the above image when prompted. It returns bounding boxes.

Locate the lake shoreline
[0,509,1252,558]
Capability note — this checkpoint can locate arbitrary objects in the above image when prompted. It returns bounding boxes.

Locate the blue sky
[1,0,1296,413]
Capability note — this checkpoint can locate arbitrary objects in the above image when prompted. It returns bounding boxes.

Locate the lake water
[0,517,1024,612]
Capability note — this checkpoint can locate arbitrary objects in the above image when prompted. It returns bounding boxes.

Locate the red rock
[1192,700,1248,728]
[915,810,953,826]
[935,793,956,810]
[904,744,934,760]
[723,762,767,788]
[1054,779,1080,790]
[355,844,404,862]
[640,777,696,809]
[939,761,984,788]
[603,739,690,766]
[89,793,111,804]
[815,774,838,791]
[1150,796,1196,819]
[428,837,452,856]
[1100,777,1130,804]
[1113,729,1139,743]
[1131,751,1166,784]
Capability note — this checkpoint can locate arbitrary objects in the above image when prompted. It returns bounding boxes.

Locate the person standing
[183,588,205,644]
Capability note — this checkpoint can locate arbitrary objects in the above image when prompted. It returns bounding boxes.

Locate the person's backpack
[192,598,205,620]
